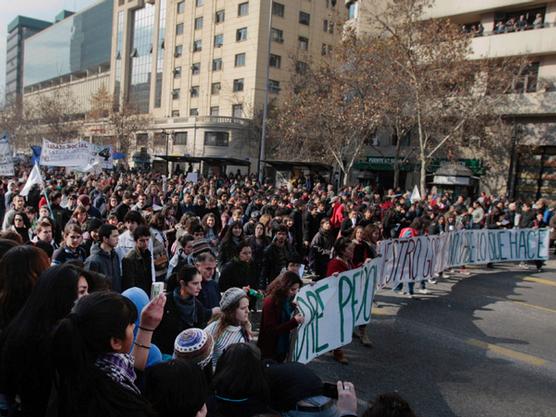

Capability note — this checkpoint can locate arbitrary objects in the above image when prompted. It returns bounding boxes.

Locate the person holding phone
[257,272,304,362]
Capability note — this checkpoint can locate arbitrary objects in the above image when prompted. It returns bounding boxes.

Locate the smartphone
[322,382,338,399]
[151,282,165,300]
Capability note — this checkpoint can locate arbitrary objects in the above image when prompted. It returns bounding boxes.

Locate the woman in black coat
[219,241,258,292]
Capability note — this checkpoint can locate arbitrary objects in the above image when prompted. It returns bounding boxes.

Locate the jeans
[282,396,338,417]
[394,280,426,295]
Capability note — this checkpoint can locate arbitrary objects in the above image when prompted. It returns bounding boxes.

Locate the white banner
[378,228,550,288]
[292,259,379,364]
[90,143,113,170]
[0,137,14,176]
[40,139,91,167]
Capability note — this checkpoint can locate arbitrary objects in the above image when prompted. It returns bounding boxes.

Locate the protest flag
[20,163,44,197]
[410,185,421,203]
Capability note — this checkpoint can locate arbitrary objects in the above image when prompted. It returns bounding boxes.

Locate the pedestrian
[85,224,122,292]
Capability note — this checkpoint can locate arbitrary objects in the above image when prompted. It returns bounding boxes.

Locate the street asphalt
[307,259,556,417]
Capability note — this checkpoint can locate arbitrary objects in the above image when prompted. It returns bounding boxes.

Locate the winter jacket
[122,248,153,294]
[85,243,122,292]
[219,258,258,291]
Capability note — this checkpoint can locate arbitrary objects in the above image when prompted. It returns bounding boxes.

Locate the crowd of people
[0,164,553,417]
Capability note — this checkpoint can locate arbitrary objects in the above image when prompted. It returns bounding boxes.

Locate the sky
[0,0,98,104]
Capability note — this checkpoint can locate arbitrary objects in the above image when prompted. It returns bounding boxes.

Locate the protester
[51,223,87,265]
[122,225,153,294]
[258,272,304,362]
[0,245,50,330]
[85,224,122,292]
[204,287,251,369]
[218,241,258,292]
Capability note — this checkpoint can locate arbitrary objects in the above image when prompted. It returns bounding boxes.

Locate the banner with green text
[292,259,379,364]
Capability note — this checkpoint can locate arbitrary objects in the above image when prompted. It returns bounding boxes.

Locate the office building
[111,0,345,172]
[346,0,556,200]
[5,16,51,105]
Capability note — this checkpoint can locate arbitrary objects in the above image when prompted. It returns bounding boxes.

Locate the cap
[173,328,214,368]
[78,194,91,206]
[220,287,247,311]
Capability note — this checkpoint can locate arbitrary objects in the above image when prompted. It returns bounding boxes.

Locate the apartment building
[346,0,556,200]
[110,0,344,173]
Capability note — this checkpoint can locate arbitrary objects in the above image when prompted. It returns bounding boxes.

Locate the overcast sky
[0,0,98,104]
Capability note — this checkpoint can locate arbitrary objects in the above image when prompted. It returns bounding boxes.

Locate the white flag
[20,164,44,197]
[410,185,421,203]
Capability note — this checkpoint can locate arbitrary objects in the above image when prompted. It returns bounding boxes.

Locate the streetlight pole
[257,0,273,183]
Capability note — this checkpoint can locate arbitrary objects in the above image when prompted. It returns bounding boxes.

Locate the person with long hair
[246,222,271,283]
[50,292,157,417]
[208,343,273,416]
[201,213,220,247]
[9,213,30,243]
[52,223,87,266]
[153,264,210,354]
[0,245,50,330]
[204,287,251,369]
[71,205,89,227]
[218,241,258,292]
[0,265,86,416]
[218,221,244,267]
[257,272,304,362]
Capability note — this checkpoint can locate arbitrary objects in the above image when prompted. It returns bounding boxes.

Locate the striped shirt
[204,321,248,369]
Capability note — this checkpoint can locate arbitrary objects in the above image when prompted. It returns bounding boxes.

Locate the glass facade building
[23,0,113,89]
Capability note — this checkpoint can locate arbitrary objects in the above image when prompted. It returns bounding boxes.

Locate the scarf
[95,353,140,395]
[173,287,198,327]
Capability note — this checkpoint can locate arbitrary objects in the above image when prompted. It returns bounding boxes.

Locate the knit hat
[173,328,214,368]
[78,194,91,206]
[220,287,247,311]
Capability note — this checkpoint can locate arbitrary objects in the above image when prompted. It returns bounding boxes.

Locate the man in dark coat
[122,225,153,294]
[85,224,122,292]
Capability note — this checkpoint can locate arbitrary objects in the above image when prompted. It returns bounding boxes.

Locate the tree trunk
[419,148,427,198]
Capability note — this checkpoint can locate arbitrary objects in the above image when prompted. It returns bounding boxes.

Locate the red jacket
[257,296,298,361]
[326,258,351,276]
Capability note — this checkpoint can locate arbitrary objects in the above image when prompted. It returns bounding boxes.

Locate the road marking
[466,338,546,367]
[523,277,556,287]
[485,296,556,315]
[371,308,397,316]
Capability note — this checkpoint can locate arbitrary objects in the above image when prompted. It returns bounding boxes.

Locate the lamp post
[257,0,273,183]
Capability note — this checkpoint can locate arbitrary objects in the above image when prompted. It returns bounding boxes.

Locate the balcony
[425,0,547,19]
[153,115,252,128]
[495,91,556,117]
[469,24,556,59]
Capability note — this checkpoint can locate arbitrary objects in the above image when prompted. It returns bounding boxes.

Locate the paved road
[308,260,556,417]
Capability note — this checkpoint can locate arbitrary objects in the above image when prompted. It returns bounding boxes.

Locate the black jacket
[219,258,258,291]
[122,248,153,294]
[152,293,208,354]
[309,230,334,279]
[260,242,297,289]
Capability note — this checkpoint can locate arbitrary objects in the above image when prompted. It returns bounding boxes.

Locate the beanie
[220,287,247,311]
[173,328,214,368]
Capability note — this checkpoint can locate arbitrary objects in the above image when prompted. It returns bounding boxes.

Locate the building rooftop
[7,16,51,34]
[55,10,75,22]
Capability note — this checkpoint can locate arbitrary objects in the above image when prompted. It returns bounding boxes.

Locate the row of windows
[177,1,249,17]
[170,105,244,121]
[171,78,281,98]
[157,130,231,147]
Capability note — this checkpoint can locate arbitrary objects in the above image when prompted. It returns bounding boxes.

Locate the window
[190,86,200,97]
[270,54,281,68]
[271,28,284,43]
[268,79,280,94]
[190,108,199,116]
[232,104,243,118]
[171,110,180,117]
[235,53,246,67]
[272,2,285,17]
[172,88,180,99]
[236,27,247,42]
[175,44,183,57]
[210,106,220,116]
[238,2,249,17]
[296,61,308,74]
[193,39,202,52]
[298,36,309,50]
[326,0,337,8]
[348,2,358,19]
[191,62,201,75]
[214,33,224,48]
[323,19,334,33]
[194,17,203,30]
[212,58,223,71]
[513,62,540,93]
[174,66,182,78]
[176,23,184,35]
[321,43,332,55]
[205,131,229,146]
[211,82,221,95]
[215,10,225,23]
[233,78,244,92]
[174,132,187,145]
[177,1,185,14]
[299,11,310,25]
[195,0,204,6]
